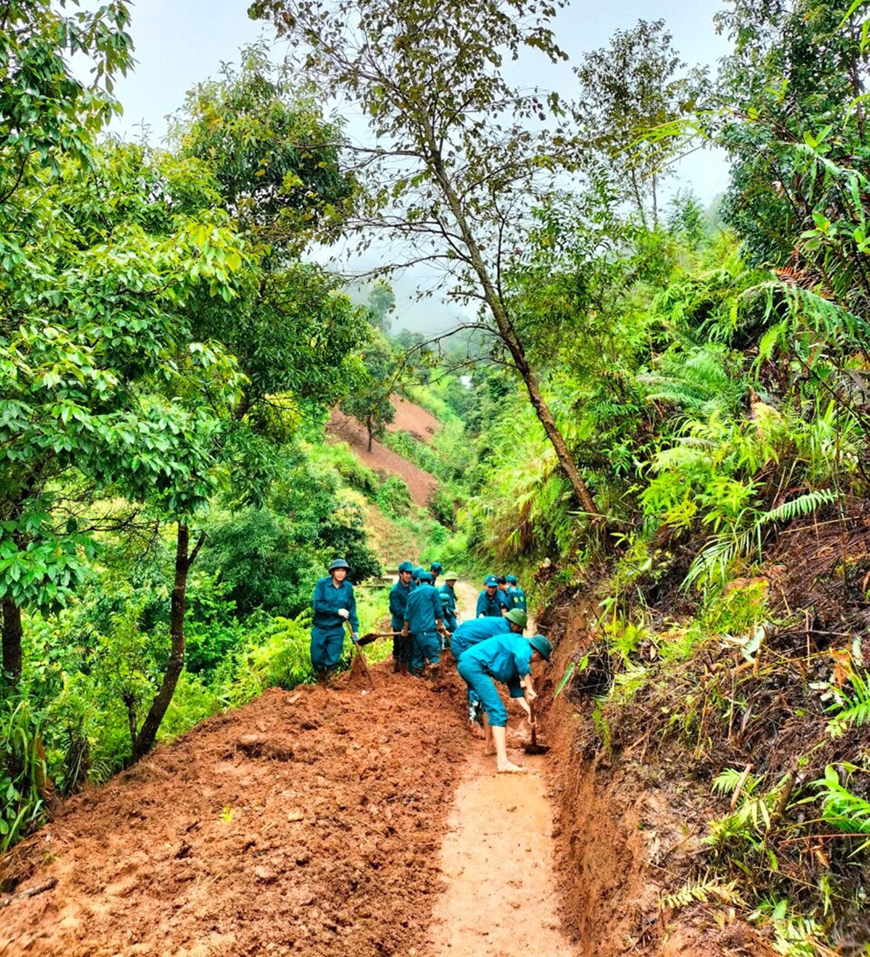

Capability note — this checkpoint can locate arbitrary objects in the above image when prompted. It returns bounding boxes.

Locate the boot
[393,658,400,674]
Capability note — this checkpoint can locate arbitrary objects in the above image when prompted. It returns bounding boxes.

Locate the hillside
[327,402,439,508]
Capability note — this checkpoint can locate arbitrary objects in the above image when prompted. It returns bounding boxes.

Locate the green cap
[443,571,459,582]
[504,608,527,628]
[329,558,350,572]
[528,634,552,661]
[398,561,414,573]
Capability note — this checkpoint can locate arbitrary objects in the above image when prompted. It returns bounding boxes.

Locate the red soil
[327,407,438,508]
[0,667,467,957]
[388,397,440,444]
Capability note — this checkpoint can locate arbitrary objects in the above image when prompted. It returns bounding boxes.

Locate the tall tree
[250,0,601,517]
[0,141,247,687]
[340,333,396,451]
[574,19,705,227]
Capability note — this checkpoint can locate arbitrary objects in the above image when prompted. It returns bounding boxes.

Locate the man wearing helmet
[477,575,508,618]
[402,570,445,677]
[451,608,528,725]
[310,558,359,682]
[437,571,459,637]
[389,561,415,673]
[457,632,553,773]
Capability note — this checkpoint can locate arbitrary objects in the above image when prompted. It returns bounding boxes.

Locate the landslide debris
[1,670,466,957]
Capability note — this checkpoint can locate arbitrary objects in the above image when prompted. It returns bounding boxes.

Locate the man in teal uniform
[497,576,513,610]
[389,560,415,674]
[437,571,459,637]
[506,574,527,612]
[476,575,507,617]
[310,558,359,681]
[451,609,527,723]
[457,633,552,772]
[402,571,444,677]
[429,561,443,586]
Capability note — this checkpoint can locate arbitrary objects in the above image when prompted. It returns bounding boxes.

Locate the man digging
[457,633,552,772]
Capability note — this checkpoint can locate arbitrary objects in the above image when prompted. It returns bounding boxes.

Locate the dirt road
[1,583,576,957]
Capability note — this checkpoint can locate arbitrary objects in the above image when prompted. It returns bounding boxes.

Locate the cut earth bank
[0,589,748,957]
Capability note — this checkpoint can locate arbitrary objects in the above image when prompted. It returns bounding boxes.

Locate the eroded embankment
[536,596,754,957]
[0,672,469,957]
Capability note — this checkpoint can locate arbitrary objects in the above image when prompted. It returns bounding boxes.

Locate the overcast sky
[108,0,735,333]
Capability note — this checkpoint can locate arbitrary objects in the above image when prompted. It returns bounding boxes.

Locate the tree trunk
[367,421,374,453]
[2,598,23,685]
[426,144,600,518]
[132,524,205,761]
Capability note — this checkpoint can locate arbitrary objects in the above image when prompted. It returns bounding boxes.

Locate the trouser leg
[322,630,346,671]
[457,660,508,727]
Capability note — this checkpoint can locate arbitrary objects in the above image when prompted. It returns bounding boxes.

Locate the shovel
[346,623,375,688]
[357,630,402,647]
[523,698,550,755]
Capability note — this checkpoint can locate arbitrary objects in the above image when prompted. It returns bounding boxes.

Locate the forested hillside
[4,0,870,954]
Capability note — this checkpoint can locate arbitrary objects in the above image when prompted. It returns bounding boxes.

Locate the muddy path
[1,583,577,957]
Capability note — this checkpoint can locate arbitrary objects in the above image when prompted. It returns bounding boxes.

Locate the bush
[0,698,48,854]
[376,476,412,518]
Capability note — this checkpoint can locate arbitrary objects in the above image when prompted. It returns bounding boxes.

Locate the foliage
[0,698,47,852]
[827,671,870,738]
[575,19,708,225]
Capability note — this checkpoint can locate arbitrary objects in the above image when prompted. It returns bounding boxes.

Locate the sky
[107,0,735,333]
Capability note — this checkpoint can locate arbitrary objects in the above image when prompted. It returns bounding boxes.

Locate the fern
[758,489,837,525]
[659,873,745,911]
[815,765,870,839]
[827,671,870,738]
[713,767,761,796]
[684,490,837,591]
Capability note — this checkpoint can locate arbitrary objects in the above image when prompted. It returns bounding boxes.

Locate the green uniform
[389,579,413,666]
[310,576,358,672]
[437,583,458,634]
[508,585,527,612]
[404,583,443,674]
[456,634,532,728]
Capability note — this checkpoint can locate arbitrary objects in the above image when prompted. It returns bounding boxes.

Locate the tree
[366,281,396,333]
[340,333,396,451]
[0,141,248,690]
[0,0,134,683]
[574,19,705,226]
[250,0,601,517]
[172,47,370,500]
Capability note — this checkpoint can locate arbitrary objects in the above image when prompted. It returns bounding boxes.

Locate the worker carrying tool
[402,571,445,677]
[310,558,359,682]
[457,633,552,773]
[451,609,528,724]
[389,561,415,673]
[437,572,459,637]
[476,575,508,617]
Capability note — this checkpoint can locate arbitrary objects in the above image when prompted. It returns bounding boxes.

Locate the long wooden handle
[529,698,538,747]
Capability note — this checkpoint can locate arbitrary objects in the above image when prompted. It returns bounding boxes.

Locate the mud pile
[1,668,466,957]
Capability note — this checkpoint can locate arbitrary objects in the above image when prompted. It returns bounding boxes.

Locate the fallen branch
[0,877,58,909]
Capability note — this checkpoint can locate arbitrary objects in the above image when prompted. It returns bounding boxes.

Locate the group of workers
[310,558,551,773]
